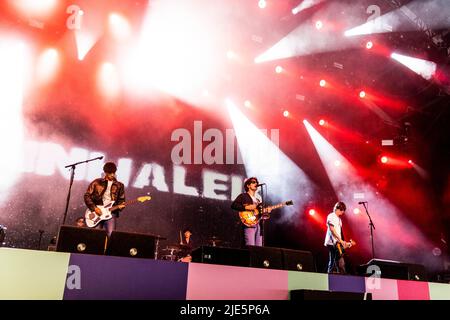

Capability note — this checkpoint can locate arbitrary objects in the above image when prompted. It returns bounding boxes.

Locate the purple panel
[328,274,366,293]
[63,253,188,300]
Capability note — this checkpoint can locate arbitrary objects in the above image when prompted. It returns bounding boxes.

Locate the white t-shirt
[102,180,113,204]
[324,212,342,246]
[249,193,262,206]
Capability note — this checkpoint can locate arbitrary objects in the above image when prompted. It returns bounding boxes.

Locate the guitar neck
[267,202,287,210]
[110,199,136,211]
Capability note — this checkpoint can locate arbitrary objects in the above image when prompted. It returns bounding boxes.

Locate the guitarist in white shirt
[324,201,353,274]
[84,162,125,237]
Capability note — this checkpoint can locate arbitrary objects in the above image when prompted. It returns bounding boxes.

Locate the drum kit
[159,235,229,261]
[159,244,190,261]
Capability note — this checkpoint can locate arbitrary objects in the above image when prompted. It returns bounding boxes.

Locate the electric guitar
[239,200,293,227]
[85,196,151,228]
[336,239,356,258]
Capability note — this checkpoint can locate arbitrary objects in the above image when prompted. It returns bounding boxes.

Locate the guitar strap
[340,220,345,242]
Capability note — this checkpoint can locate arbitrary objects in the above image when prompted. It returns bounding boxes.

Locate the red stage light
[353,208,361,215]
[309,209,316,216]
[366,41,373,49]
[275,66,283,73]
[315,21,323,30]
[258,0,267,9]
[319,119,325,126]
[319,79,326,87]
[283,110,289,117]
[359,90,366,98]
[381,156,388,164]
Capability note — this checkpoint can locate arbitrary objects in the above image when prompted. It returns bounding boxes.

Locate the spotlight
[391,52,437,80]
[275,65,283,73]
[109,13,131,39]
[366,41,373,49]
[334,160,341,167]
[258,0,267,9]
[359,90,366,98]
[283,110,289,117]
[244,100,252,108]
[315,20,323,30]
[319,119,326,126]
[309,209,316,216]
[408,159,413,165]
[353,208,361,215]
[319,79,326,87]
[380,156,388,164]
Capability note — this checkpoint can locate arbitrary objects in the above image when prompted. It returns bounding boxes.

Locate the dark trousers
[327,245,346,274]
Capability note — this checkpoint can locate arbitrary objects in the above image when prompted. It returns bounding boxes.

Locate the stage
[1,248,449,300]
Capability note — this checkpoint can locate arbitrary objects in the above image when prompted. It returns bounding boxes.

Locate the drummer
[178,228,194,262]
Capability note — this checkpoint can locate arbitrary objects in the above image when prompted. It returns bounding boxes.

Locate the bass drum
[160,254,178,261]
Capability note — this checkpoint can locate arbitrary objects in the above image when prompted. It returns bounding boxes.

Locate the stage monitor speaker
[105,231,156,259]
[291,289,372,300]
[357,259,427,281]
[56,226,107,255]
[0,224,6,246]
[248,246,284,270]
[282,248,316,272]
[191,246,250,267]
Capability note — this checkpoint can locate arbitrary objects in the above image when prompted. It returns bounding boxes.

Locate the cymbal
[163,244,188,251]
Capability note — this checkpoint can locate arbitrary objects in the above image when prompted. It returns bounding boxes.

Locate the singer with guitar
[231,177,272,247]
[324,201,355,274]
[84,162,125,237]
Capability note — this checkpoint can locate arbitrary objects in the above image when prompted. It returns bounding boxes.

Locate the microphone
[358,201,368,204]
[256,183,266,187]
[97,156,104,160]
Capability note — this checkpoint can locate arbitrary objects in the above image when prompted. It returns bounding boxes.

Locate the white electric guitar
[85,196,151,228]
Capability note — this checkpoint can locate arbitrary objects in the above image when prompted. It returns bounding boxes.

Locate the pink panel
[186,263,288,300]
[397,280,430,300]
[365,277,399,300]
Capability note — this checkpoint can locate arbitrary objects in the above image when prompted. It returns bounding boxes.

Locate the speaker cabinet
[358,259,427,281]
[0,225,6,246]
[248,246,284,270]
[56,226,107,255]
[191,246,250,267]
[282,248,316,272]
[291,289,372,300]
[105,231,156,259]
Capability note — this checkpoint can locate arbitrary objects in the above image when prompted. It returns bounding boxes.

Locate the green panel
[0,248,70,300]
[288,271,329,299]
[428,282,450,300]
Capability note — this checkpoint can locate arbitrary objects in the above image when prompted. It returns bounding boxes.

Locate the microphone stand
[361,202,376,260]
[62,156,103,226]
[38,229,44,250]
[259,184,266,247]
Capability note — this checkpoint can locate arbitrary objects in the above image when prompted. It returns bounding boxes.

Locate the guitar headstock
[138,196,152,202]
[285,200,293,206]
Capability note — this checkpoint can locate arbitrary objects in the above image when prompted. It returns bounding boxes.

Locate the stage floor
[1,248,449,300]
